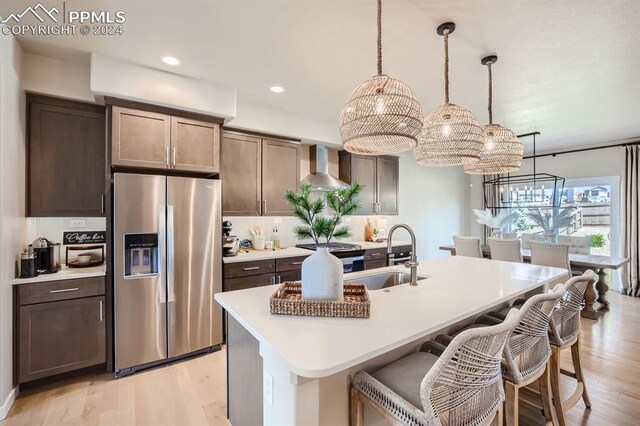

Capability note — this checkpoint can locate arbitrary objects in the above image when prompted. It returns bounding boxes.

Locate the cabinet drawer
[18,277,105,305]
[224,273,275,292]
[277,269,302,283]
[275,256,309,272]
[364,248,387,260]
[224,260,276,279]
[364,258,388,270]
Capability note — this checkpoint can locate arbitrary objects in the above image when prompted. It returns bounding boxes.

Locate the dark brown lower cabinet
[224,273,275,292]
[364,258,388,270]
[277,269,302,283]
[15,278,106,385]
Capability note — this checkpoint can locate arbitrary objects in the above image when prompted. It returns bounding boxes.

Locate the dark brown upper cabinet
[111,106,170,169]
[338,151,399,215]
[171,116,220,173]
[221,130,300,216]
[221,132,262,216]
[27,95,106,217]
[111,104,220,173]
[262,139,300,216]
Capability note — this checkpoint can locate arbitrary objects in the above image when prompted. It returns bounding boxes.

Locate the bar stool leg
[505,381,519,426]
[550,346,567,426]
[570,337,592,408]
[350,388,364,426]
[538,363,556,425]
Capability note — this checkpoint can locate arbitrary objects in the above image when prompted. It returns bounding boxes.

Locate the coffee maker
[222,221,238,257]
[31,238,61,274]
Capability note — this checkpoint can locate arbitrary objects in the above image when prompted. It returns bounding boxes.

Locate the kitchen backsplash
[26,217,107,262]
[224,215,394,248]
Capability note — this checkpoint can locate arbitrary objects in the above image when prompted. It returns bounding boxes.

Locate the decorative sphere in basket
[284,182,362,301]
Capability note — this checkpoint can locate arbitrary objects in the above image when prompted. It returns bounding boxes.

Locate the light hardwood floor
[2,291,639,426]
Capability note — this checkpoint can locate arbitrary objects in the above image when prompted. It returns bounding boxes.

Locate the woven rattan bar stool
[547,270,596,426]
[350,309,520,426]
[436,283,568,426]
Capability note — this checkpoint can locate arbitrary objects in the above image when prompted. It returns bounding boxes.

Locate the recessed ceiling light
[270,85,285,93]
[161,55,181,66]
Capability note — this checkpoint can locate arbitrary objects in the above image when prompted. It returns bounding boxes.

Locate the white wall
[90,54,237,119]
[23,53,94,102]
[227,148,468,261]
[232,97,341,146]
[0,31,25,420]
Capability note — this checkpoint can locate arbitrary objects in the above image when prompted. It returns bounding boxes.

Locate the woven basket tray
[270,281,370,318]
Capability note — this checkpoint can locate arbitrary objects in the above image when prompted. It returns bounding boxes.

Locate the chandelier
[339,0,423,156]
[464,55,523,174]
[415,22,483,166]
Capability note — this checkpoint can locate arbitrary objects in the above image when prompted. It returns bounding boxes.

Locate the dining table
[439,244,629,320]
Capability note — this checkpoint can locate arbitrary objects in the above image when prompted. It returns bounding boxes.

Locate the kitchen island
[214,256,567,426]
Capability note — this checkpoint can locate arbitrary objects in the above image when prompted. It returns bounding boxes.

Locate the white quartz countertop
[11,264,106,285]
[222,240,412,263]
[215,256,567,378]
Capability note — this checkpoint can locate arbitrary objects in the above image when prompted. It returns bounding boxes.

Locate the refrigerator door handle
[157,205,167,304]
[167,204,176,304]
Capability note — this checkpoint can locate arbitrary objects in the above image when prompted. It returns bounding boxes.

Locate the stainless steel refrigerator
[113,173,222,376]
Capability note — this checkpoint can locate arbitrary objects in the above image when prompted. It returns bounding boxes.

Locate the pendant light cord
[487,61,493,124]
[444,29,450,103]
[377,0,383,75]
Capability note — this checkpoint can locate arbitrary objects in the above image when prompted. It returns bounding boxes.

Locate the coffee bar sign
[63,231,106,245]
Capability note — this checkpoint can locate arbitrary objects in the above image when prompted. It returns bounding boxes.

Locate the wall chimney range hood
[301,145,348,191]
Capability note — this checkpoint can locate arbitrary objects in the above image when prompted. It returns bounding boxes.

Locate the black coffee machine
[222,221,238,257]
[31,237,61,274]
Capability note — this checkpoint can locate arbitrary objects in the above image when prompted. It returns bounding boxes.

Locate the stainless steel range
[296,242,365,273]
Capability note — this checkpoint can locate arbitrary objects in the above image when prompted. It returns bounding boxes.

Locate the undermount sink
[345,271,428,290]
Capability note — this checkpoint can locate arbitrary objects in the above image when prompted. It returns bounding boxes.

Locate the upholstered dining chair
[435,284,568,426]
[558,235,592,255]
[452,235,483,258]
[520,233,544,250]
[488,238,523,263]
[351,309,521,426]
[528,241,571,285]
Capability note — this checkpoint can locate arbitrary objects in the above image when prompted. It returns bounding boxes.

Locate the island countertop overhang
[215,256,567,378]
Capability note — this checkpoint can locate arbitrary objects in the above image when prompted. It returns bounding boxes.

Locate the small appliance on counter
[19,251,38,278]
[30,237,61,274]
[66,244,105,267]
[223,220,238,257]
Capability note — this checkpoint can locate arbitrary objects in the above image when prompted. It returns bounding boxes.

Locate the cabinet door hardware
[99,300,103,321]
[166,146,170,166]
[243,266,260,271]
[49,288,79,294]
[101,195,105,214]
[172,147,177,167]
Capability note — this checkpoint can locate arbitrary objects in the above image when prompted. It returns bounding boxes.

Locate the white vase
[301,247,344,301]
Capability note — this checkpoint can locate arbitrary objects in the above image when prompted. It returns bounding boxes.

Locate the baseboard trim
[0,386,17,421]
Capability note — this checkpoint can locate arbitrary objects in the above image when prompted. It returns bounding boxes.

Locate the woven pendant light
[339,0,423,156]
[415,23,483,167]
[464,56,523,174]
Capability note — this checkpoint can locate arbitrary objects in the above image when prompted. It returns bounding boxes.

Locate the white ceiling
[3,0,640,153]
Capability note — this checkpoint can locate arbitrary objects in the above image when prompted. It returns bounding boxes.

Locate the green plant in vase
[284,182,362,245]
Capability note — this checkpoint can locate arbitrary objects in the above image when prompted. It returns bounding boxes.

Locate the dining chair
[529,241,571,285]
[351,309,520,426]
[501,232,518,239]
[453,235,483,258]
[520,233,544,250]
[547,270,596,426]
[558,235,592,255]
[488,238,523,263]
[434,283,567,426]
